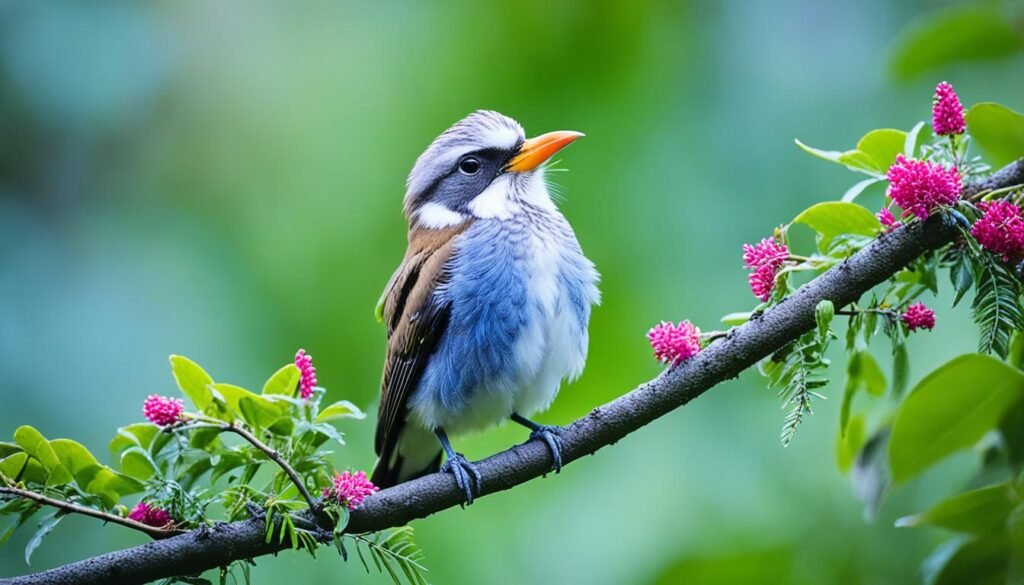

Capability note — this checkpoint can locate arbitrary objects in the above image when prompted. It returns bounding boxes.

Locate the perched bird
[371,111,600,502]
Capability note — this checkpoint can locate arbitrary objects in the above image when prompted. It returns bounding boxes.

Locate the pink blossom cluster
[143,394,183,427]
[902,302,936,332]
[742,237,788,302]
[970,200,1024,263]
[647,320,701,365]
[322,470,378,510]
[295,349,318,400]
[886,155,962,219]
[128,501,173,528]
[932,82,966,136]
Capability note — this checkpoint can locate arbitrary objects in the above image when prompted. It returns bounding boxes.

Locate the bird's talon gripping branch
[440,453,482,504]
[512,413,565,473]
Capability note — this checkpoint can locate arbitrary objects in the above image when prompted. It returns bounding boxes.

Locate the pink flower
[742,237,789,270]
[886,155,962,219]
[128,502,173,528]
[877,208,899,231]
[748,263,777,302]
[322,470,378,510]
[143,394,183,427]
[295,349,318,400]
[902,302,936,332]
[970,200,1024,263]
[932,81,966,136]
[647,320,701,365]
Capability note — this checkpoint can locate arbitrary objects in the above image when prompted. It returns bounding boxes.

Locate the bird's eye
[458,157,481,176]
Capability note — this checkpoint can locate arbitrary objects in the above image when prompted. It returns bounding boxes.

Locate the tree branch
[0,487,183,541]
[3,159,1022,585]
[219,423,320,512]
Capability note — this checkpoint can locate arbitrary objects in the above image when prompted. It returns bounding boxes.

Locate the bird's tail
[371,424,442,489]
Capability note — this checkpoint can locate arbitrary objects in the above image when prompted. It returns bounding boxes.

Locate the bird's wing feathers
[375,223,470,459]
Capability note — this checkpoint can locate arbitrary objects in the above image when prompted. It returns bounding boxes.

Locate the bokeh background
[2,1,1023,583]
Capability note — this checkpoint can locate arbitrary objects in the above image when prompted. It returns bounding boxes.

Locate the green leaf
[120,447,157,480]
[209,383,258,421]
[50,439,105,489]
[316,400,366,423]
[836,414,866,473]
[814,300,834,339]
[0,453,28,482]
[0,442,21,459]
[856,129,906,172]
[170,355,215,411]
[904,121,929,158]
[891,342,909,398]
[262,364,301,396]
[794,140,882,177]
[924,536,1008,585]
[793,202,882,254]
[720,312,751,326]
[840,351,887,433]
[13,427,72,487]
[238,396,288,435]
[889,354,1024,483]
[840,178,881,203]
[967,102,1024,169]
[24,512,62,565]
[889,6,1023,80]
[108,424,159,459]
[897,483,1017,535]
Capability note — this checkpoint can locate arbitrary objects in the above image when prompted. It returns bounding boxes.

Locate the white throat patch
[468,171,555,220]
[415,202,467,229]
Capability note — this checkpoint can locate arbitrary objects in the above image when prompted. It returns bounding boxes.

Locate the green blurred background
[1,1,1023,583]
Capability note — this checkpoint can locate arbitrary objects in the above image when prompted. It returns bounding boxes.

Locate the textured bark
[3,160,1021,585]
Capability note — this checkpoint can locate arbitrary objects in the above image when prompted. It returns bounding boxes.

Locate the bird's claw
[529,425,564,473]
[441,452,482,504]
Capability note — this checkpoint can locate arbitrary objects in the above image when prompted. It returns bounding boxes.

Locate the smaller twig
[835,308,899,318]
[700,331,729,344]
[182,419,319,512]
[0,486,184,540]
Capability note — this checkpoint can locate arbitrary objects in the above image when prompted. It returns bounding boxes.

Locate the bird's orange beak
[507,130,584,173]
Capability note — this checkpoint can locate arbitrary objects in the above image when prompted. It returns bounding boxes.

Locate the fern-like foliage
[761,327,832,446]
[350,527,429,585]
[971,254,1024,358]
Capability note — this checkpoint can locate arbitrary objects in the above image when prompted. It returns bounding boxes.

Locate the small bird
[371,111,599,502]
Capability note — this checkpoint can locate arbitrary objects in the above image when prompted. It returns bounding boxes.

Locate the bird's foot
[529,425,564,473]
[441,452,482,504]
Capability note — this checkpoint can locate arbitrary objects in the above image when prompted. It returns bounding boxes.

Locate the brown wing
[375,223,470,462]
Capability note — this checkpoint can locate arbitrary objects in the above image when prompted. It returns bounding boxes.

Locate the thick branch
[4,160,1021,585]
[0,487,183,541]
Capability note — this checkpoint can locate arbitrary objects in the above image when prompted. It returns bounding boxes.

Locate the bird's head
[404,110,583,229]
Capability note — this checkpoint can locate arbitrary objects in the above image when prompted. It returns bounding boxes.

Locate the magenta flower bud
[932,81,966,136]
[877,208,898,231]
[742,237,789,271]
[886,155,962,220]
[322,470,378,510]
[143,394,184,427]
[902,302,936,332]
[970,200,1024,263]
[295,349,318,400]
[647,320,701,365]
[748,263,777,302]
[128,501,173,528]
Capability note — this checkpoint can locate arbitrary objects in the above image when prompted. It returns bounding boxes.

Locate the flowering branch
[2,158,1018,585]
[0,486,183,541]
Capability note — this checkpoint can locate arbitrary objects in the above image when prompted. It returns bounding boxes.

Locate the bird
[370,110,600,503]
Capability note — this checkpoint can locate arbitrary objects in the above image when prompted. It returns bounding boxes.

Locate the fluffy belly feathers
[408,215,599,436]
